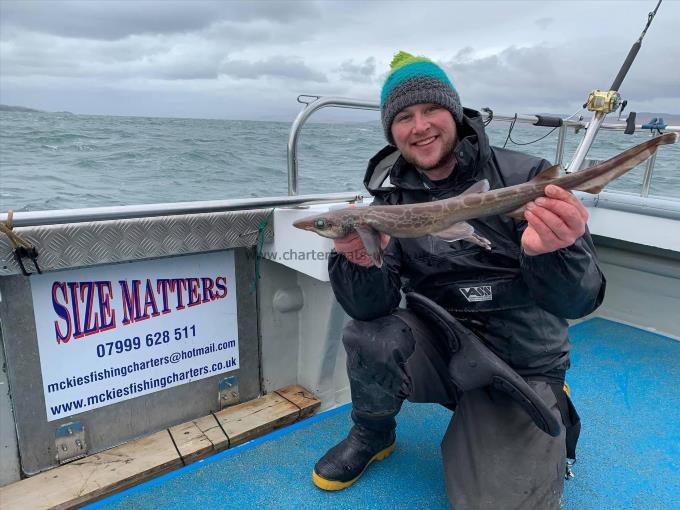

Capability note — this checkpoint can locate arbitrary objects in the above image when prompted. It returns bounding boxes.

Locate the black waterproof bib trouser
[324,109,605,509]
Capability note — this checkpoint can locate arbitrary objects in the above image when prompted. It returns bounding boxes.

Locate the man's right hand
[334,232,391,268]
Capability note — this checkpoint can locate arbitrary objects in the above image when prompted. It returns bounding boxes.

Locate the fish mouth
[292,218,314,230]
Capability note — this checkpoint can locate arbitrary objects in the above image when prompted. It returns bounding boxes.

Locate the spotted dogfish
[293,133,678,267]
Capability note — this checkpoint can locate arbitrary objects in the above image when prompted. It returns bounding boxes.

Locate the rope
[502,115,517,148]
[481,107,493,126]
[0,210,42,275]
[251,208,275,293]
[1,210,28,249]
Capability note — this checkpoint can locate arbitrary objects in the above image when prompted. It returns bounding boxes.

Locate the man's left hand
[522,185,589,256]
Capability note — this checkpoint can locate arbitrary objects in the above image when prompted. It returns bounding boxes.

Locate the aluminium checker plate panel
[0,208,273,276]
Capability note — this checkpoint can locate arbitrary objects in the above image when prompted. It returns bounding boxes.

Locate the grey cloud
[1,1,677,119]
[450,47,475,64]
[0,15,317,81]
[220,56,327,83]
[0,31,225,80]
[442,39,680,112]
[201,17,317,47]
[337,57,376,83]
[0,0,321,41]
[535,17,554,30]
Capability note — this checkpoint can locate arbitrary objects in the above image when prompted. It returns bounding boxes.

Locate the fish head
[293,212,350,239]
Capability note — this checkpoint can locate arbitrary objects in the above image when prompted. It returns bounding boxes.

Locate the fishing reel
[583,90,622,114]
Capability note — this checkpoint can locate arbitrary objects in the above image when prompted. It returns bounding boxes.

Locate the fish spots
[462,194,483,207]
[494,188,518,199]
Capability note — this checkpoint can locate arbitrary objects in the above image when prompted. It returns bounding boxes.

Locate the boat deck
[85,318,680,510]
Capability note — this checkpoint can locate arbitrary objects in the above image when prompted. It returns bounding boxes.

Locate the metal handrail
[287,95,679,197]
[1,192,363,228]
[288,96,379,195]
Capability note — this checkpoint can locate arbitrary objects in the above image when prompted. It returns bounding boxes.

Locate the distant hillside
[0,104,44,113]
[529,111,679,126]
[633,112,680,125]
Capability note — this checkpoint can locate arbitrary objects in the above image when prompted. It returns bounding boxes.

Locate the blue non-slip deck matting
[87,318,680,509]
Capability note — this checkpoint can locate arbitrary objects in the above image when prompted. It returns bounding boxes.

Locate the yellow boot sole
[312,441,396,491]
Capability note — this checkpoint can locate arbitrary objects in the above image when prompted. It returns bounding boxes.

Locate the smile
[414,136,436,147]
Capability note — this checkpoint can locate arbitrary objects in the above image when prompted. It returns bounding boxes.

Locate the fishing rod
[567,0,663,173]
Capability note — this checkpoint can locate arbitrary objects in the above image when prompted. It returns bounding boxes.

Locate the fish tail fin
[573,148,653,194]
[575,133,678,194]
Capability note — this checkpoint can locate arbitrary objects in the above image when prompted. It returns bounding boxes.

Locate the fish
[293,132,678,267]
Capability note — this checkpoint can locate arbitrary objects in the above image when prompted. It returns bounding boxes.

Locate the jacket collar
[364,107,491,196]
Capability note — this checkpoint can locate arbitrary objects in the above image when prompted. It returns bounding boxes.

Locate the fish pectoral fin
[432,222,474,241]
[355,225,384,268]
[461,179,490,195]
[530,164,562,182]
[468,232,493,250]
[432,222,492,250]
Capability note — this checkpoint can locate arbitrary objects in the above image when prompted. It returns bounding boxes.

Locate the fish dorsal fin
[507,165,561,219]
[530,164,561,182]
[461,179,490,195]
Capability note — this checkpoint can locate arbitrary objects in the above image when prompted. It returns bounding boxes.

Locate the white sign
[30,251,239,421]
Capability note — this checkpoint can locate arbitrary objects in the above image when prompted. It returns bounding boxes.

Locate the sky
[0,0,678,122]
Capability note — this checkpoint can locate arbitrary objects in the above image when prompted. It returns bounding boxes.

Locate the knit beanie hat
[380,51,463,145]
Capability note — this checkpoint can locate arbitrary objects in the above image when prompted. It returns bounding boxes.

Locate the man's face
[390,103,458,177]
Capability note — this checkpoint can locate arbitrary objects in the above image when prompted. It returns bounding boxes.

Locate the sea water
[1,111,678,212]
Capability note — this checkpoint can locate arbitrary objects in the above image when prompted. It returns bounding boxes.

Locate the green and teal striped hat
[380,51,463,144]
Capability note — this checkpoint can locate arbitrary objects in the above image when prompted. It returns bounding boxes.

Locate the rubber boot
[312,425,396,491]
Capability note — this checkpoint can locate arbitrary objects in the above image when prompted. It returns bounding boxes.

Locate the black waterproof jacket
[328,108,606,378]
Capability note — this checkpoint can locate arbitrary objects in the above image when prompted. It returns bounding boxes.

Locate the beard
[402,136,457,173]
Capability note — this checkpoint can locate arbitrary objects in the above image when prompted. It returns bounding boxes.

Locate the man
[312,51,605,509]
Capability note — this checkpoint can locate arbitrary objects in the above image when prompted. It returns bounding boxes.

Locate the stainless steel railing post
[640,149,658,198]
[555,124,567,166]
[567,114,608,173]
[287,96,379,195]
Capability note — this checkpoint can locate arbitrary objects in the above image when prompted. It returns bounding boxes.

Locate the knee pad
[406,292,562,437]
[342,315,416,366]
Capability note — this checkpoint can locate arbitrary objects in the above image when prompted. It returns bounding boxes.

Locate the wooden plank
[214,392,299,447]
[0,386,320,510]
[169,414,228,465]
[195,414,230,451]
[0,430,181,510]
[275,385,321,419]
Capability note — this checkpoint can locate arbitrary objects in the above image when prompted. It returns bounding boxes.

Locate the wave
[2,114,678,211]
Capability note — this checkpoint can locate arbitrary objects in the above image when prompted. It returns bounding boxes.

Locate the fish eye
[315,219,327,229]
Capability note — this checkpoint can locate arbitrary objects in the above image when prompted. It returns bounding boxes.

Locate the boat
[0,93,678,508]
[1,2,678,503]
